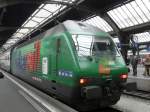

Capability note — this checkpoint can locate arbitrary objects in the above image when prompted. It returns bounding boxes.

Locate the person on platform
[131,55,138,76]
[143,54,150,76]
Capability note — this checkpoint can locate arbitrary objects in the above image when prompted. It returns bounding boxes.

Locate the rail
[123,90,150,100]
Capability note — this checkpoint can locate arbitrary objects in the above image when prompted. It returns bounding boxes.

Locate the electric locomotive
[0,20,134,110]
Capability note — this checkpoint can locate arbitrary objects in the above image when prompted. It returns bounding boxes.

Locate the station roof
[3,0,75,49]
[0,0,150,52]
[82,16,113,32]
[108,0,150,29]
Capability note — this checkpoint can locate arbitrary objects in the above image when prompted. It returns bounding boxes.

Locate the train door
[51,37,61,78]
[48,36,61,93]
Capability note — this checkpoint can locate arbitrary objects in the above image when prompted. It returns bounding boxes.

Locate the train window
[72,34,120,57]
[56,38,61,53]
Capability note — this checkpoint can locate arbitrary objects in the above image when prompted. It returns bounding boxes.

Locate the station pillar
[119,33,130,65]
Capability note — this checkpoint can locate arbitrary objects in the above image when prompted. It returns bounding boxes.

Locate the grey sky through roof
[107,0,150,29]
[83,16,113,32]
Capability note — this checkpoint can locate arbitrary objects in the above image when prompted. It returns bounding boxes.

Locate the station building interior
[0,0,150,112]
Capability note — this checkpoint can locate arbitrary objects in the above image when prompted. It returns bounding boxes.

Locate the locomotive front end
[71,33,135,106]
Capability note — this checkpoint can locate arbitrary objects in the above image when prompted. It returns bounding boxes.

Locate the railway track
[123,90,150,100]
[88,107,121,112]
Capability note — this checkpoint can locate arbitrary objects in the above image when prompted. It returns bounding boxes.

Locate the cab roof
[63,20,110,36]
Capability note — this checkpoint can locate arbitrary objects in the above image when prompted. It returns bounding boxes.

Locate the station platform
[128,64,150,92]
[0,72,38,112]
[0,69,77,112]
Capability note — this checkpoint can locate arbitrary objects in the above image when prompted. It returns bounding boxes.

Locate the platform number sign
[42,57,48,75]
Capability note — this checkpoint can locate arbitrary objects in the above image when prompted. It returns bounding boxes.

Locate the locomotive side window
[56,38,61,53]
[72,34,120,57]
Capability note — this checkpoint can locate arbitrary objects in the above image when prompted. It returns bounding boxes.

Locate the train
[0,20,135,111]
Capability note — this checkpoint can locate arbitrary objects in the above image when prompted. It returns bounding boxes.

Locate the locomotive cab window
[72,34,120,57]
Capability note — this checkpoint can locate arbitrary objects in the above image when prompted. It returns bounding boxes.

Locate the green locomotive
[0,20,134,110]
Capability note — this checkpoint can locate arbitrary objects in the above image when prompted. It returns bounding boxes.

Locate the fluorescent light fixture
[113,37,120,43]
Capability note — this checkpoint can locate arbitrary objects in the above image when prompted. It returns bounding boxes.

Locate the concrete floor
[113,95,150,112]
[0,77,38,112]
[128,64,150,92]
